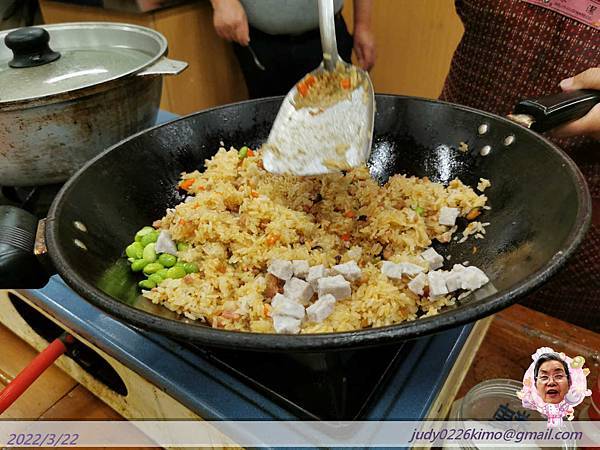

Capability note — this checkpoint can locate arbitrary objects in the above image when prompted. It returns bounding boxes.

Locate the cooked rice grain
[143,147,487,333]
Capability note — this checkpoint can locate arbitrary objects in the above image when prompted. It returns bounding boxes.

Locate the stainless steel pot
[0,22,188,186]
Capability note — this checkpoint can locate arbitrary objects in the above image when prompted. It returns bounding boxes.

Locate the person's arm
[210,0,250,46]
[352,0,376,71]
[555,68,600,140]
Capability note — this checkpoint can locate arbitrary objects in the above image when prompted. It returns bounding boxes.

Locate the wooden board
[0,323,77,419]
[455,304,600,418]
[343,0,464,98]
[39,385,122,419]
[152,1,249,114]
[426,315,494,419]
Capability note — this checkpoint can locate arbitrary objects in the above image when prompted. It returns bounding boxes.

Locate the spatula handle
[318,0,339,71]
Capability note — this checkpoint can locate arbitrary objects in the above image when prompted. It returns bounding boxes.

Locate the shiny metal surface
[318,0,338,72]
[0,22,188,186]
[0,75,162,186]
[263,0,375,176]
[0,22,167,104]
[247,45,266,71]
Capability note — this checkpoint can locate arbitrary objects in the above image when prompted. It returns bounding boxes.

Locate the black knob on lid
[5,27,61,68]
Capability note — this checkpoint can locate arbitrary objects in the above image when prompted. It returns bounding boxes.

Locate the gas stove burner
[188,343,410,420]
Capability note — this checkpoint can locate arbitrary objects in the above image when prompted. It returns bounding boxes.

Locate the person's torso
[239,0,344,35]
[441,0,599,194]
[443,0,598,115]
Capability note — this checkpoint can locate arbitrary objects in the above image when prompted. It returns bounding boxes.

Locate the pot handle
[137,56,188,77]
[0,206,53,289]
[511,89,600,132]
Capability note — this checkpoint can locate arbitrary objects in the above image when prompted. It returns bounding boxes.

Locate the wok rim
[46,94,592,351]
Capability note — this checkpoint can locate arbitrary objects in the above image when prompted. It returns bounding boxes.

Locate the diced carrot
[340,78,351,89]
[263,304,271,317]
[305,75,316,87]
[297,82,309,97]
[266,234,279,246]
[251,190,259,198]
[247,149,255,157]
[341,232,351,241]
[466,207,481,220]
[344,210,356,218]
[179,178,194,191]
[179,219,186,225]
[197,185,206,191]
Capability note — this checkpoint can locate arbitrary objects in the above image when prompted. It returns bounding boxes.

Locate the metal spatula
[262,0,375,176]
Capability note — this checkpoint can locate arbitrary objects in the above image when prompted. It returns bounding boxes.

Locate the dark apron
[440,0,600,331]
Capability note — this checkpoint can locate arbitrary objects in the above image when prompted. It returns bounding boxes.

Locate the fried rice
[141,147,488,333]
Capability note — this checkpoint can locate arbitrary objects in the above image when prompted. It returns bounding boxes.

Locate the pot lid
[0,22,167,104]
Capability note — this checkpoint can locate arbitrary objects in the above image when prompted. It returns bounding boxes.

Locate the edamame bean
[143,243,157,262]
[238,146,249,159]
[167,266,187,279]
[156,268,169,279]
[143,262,164,275]
[158,253,177,267]
[140,230,159,247]
[138,279,156,289]
[126,241,144,259]
[148,273,164,285]
[135,226,154,242]
[177,242,189,252]
[131,259,149,272]
[183,262,199,273]
[127,257,135,263]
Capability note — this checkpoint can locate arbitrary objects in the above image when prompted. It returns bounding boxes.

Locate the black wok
[1,94,593,351]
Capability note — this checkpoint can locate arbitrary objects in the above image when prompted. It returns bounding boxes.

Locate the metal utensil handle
[248,45,266,71]
[318,0,339,71]
[136,57,188,76]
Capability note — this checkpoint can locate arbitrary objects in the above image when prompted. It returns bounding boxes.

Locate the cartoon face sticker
[535,357,570,404]
[517,347,592,428]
